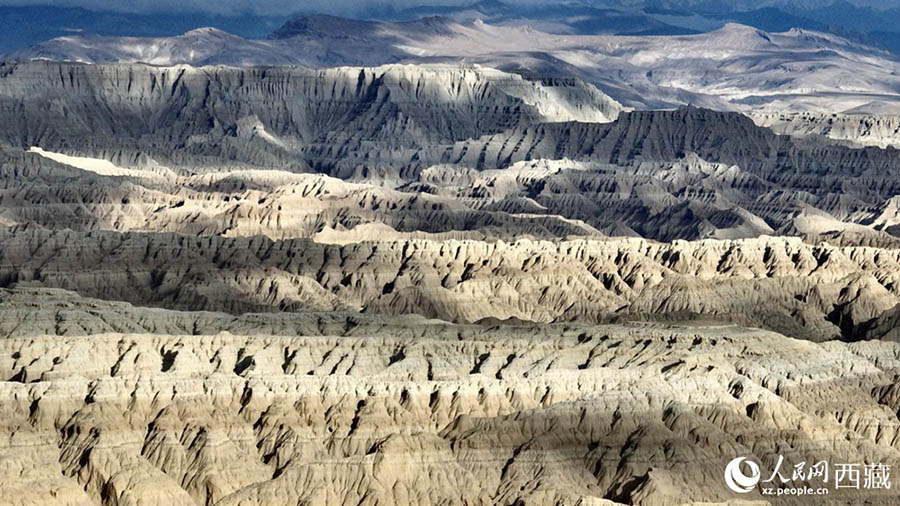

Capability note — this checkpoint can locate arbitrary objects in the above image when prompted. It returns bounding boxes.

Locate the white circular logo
[725,457,760,494]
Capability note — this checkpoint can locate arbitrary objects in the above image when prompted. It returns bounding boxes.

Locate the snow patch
[28,147,173,180]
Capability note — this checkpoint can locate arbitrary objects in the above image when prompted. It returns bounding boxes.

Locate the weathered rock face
[3,57,900,506]
[4,62,900,243]
[7,124,900,244]
[3,228,900,341]
[14,16,900,113]
[0,61,892,183]
[0,61,620,172]
[2,322,900,506]
[752,112,900,149]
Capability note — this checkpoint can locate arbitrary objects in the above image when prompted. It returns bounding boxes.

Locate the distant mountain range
[11,14,900,114]
[381,0,900,52]
[0,5,291,54]
[5,1,900,54]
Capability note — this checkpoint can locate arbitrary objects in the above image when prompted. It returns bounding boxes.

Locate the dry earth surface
[3,311,900,506]
[2,59,900,506]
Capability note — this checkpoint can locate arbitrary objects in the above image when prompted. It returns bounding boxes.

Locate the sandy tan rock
[5,229,900,340]
[1,324,899,505]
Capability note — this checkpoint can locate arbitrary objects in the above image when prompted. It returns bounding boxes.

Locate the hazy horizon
[3,0,900,17]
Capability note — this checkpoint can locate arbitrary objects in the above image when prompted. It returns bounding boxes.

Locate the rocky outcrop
[3,227,900,341]
[2,63,900,245]
[13,17,900,113]
[752,112,900,149]
[0,61,619,173]
[1,61,898,187]
[7,120,900,243]
[2,53,900,506]
[2,322,900,505]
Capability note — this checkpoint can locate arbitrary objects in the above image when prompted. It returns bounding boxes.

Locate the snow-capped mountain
[14,28,301,67]
[11,15,900,113]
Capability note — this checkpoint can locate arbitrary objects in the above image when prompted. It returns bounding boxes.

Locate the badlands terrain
[4,314,900,506]
[13,15,900,113]
[4,14,900,506]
